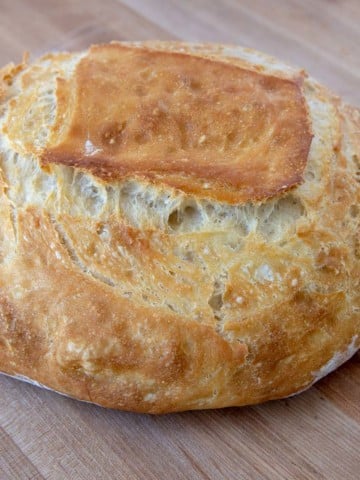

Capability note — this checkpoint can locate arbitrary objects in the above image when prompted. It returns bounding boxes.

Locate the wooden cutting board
[0,1,359,479]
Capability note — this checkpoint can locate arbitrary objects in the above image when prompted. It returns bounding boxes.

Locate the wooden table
[0,1,359,479]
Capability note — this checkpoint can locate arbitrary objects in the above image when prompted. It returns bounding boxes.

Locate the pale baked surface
[0,42,359,413]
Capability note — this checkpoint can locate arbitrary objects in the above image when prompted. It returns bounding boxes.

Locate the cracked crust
[0,42,359,413]
[41,44,312,203]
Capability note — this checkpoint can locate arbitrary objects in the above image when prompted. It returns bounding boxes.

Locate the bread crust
[41,44,312,204]
[0,42,358,413]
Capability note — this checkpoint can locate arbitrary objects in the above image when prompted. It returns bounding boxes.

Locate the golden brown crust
[0,209,248,413]
[0,206,356,413]
[42,44,312,203]
[0,42,359,413]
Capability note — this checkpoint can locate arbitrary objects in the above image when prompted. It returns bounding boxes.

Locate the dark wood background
[0,1,359,479]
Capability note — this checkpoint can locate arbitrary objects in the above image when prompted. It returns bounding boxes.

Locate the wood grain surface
[0,1,359,479]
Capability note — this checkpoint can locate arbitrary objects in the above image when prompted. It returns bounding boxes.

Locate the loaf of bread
[0,42,359,413]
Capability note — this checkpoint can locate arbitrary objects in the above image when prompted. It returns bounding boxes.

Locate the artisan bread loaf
[0,42,359,413]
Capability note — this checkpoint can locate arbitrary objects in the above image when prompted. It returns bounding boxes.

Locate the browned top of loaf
[42,44,313,203]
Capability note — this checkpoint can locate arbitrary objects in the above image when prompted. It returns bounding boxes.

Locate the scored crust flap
[6,43,313,203]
